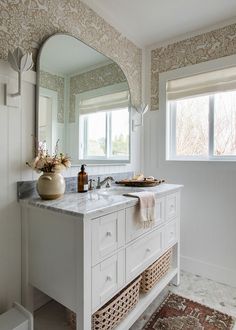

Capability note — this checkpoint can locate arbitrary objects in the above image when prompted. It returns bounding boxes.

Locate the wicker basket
[140,248,172,293]
[67,275,141,330]
[66,308,76,330]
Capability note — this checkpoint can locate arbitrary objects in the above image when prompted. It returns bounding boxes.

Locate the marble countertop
[20,183,183,220]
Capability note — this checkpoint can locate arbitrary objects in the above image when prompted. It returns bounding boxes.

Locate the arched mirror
[36,34,131,165]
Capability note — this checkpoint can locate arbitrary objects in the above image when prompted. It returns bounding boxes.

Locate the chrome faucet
[96,176,114,189]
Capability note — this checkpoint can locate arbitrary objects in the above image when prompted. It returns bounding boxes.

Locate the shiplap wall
[0,61,35,313]
[0,60,141,312]
[144,109,236,287]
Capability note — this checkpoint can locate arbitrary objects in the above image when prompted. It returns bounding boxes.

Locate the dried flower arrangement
[26,140,71,173]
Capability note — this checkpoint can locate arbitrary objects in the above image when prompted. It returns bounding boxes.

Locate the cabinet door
[165,219,177,249]
[166,193,179,221]
[92,250,125,311]
[126,197,165,243]
[92,210,125,265]
[126,227,164,282]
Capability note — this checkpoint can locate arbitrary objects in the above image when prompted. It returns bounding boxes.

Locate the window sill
[71,159,130,166]
[166,157,236,163]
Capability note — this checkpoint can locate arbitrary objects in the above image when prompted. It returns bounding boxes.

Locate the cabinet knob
[146,248,151,253]
[106,231,112,237]
[106,275,112,281]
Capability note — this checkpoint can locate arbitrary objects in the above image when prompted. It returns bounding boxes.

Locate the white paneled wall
[144,110,236,287]
[0,61,35,313]
[0,60,141,312]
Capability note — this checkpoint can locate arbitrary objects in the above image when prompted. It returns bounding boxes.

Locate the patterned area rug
[143,293,235,329]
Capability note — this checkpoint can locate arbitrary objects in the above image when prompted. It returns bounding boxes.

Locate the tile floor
[34,271,236,330]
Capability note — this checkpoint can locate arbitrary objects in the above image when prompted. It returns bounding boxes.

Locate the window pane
[86,112,106,156]
[175,96,209,156]
[214,91,236,156]
[111,108,129,157]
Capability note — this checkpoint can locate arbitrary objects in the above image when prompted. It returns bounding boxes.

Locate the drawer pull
[146,248,151,253]
[106,231,112,237]
[106,275,112,281]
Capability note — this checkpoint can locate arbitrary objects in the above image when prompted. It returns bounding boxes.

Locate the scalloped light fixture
[8,47,33,97]
[132,103,149,130]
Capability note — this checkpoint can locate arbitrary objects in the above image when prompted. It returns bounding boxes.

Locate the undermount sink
[97,186,144,196]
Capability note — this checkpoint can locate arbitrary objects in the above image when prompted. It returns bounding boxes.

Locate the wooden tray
[115,179,165,187]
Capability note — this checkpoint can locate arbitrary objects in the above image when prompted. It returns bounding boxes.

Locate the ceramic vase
[37,172,65,200]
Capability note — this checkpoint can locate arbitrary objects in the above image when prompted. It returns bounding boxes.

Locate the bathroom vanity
[21,184,182,330]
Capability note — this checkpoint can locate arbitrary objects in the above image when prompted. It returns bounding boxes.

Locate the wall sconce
[8,47,33,97]
[132,104,149,130]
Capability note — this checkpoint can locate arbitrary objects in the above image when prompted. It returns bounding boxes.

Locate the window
[80,108,129,160]
[78,88,130,162]
[166,66,236,161]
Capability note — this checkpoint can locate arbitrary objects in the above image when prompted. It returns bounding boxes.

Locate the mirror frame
[36,33,132,165]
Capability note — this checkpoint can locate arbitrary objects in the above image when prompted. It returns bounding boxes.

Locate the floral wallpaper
[0,0,141,107]
[151,23,236,110]
[69,62,127,122]
[40,71,65,123]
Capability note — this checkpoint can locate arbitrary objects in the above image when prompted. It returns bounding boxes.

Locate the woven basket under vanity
[140,248,172,293]
[67,275,142,330]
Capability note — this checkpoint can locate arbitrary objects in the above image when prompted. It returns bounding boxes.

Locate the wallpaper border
[151,23,236,110]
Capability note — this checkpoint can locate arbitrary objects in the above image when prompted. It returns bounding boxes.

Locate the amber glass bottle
[77,164,88,193]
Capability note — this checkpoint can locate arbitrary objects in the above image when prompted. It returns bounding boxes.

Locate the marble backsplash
[17,171,134,200]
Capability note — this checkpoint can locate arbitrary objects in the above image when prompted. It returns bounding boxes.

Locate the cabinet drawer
[165,219,177,249]
[126,227,164,282]
[92,210,125,265]
[92,251,125,311]
[126,197,165,243]
[166,193,179,221]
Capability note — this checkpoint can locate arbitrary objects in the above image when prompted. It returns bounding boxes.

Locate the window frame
[159,54,236,163]
[38,87,58,155]
[168,91,236,162]
[75,84,131,165]
[80,108,131,163]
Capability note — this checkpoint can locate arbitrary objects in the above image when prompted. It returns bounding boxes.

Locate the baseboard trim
[180,255,236,287]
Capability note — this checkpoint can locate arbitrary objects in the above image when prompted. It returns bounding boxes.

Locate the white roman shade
[79,90,130,115]
[167,66,236,100]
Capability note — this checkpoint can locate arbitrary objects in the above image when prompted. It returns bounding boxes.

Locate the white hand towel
[124,191,156,228]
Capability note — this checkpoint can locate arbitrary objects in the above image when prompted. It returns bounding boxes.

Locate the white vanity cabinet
[21,185,182,330]
[92,210,125,265]
[125,197,165,242]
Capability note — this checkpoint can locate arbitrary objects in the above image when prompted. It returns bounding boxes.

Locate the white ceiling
[82,0,236,47]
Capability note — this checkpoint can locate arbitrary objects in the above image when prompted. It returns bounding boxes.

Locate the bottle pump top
[81,164,86,171]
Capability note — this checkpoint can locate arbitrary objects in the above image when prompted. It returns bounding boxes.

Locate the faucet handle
[105,181,111,188]
[105,177,114,188]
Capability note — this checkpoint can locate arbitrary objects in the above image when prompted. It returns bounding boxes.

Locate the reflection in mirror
[37,34,131,165]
